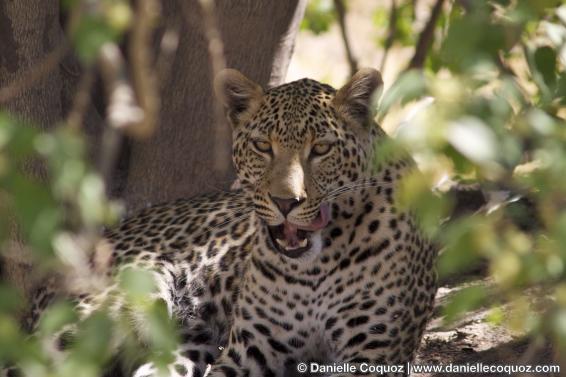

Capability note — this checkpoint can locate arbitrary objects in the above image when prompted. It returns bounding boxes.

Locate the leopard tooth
[285,245,300,250]
[276,238,307,251]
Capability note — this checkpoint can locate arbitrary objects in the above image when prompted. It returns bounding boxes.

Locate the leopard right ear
[214,69,264,127]
[333,68,383,129]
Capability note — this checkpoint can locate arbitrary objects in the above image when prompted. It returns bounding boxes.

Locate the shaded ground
[414,274,558,377]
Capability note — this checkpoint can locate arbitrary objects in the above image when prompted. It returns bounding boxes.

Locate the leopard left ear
[333,68,383,128]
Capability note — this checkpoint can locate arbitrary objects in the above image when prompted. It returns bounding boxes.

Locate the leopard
[5,68,437,377]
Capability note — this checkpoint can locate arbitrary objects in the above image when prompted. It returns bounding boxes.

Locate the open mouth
[267,203,330,258]
[268,224,313,258]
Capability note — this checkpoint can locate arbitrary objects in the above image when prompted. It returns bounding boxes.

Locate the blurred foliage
[385,0,566,351]
[0,1,176,376]
[0,111,178,375]
[66,0,132,62]
[1,0,566,375]
[373,1,416,47]
[301,0,337,34]
[305,0,566,356]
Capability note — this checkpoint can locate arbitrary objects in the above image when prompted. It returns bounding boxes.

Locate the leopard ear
[214,69,264,127]
[333,68,383,128]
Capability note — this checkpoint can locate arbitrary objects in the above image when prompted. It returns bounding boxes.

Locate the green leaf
[301,0,336,35]
[378,70,427,118]
[0,117,37,161]
[0,285,23,315]
[443,285,488,323]
[119,267,156,298]
[39,301,78,336]
[439,3,519,73]
[73,16,119,62]
[438,219,482,278]
[147,299,177,351]
[397,171,452,237]
[6,174,60,255]
[534,45,557,87]
[552,309,566,351]
[555,71,566,103]
[60,0,81,10]
[523,0,564,15]
[446,117,498,166]
[74,312,113,364]
[0,314,23,359]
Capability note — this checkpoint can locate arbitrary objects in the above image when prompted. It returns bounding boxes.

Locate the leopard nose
[270,195,305,217]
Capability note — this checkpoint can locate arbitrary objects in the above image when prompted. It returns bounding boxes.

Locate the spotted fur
[11,69,437,377]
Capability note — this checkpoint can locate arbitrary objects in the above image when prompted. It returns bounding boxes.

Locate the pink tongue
[283,222,300,247]
[282,203,331,246]
[305,203,330,231]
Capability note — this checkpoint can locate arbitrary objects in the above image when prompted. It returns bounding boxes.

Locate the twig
[98,43,144,131]
[199,0,228,176]
[407,0,445,70]
[0,42,68,104]
[155,26,181,89]
[97,43,144,184]
[66,67,96,131]
[197,0,227,79]
[334,0,358,76]
[379,0,398,74]
[495,52,516,76]
[412,0,418,22]
[129,0,161,138]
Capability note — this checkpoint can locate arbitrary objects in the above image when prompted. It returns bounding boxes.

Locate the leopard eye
[311,143,332,157]
[252,139,272,154]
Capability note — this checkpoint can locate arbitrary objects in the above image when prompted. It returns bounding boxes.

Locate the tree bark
[0,0,63,133]
[120,0,307,210]
[0,1,104,164]
[0,0,66,305]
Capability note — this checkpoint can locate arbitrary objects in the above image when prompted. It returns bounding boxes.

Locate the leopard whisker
[332,177,382,192]
[326,185,380,200]
[325,179,383,200]
[326,178,380,196]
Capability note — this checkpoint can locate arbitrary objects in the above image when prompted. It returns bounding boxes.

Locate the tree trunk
[120,0,307,210]
[0,0,66,304]
[0,0,63,134]
[0,1,106,167]
[1,0,306,298]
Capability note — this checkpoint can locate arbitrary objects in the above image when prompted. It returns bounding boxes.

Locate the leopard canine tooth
[276,238,287,247]
[298,238,308,247]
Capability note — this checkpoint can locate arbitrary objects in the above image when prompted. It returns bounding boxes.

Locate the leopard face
[215,69,383,259]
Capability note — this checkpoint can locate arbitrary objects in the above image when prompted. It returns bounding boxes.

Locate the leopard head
[215,68,383,259]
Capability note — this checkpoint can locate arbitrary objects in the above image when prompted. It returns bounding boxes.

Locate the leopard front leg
[133,343,220,377]
[321,298,427,377]
[206,325,280,377]
[42,276,226,377]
